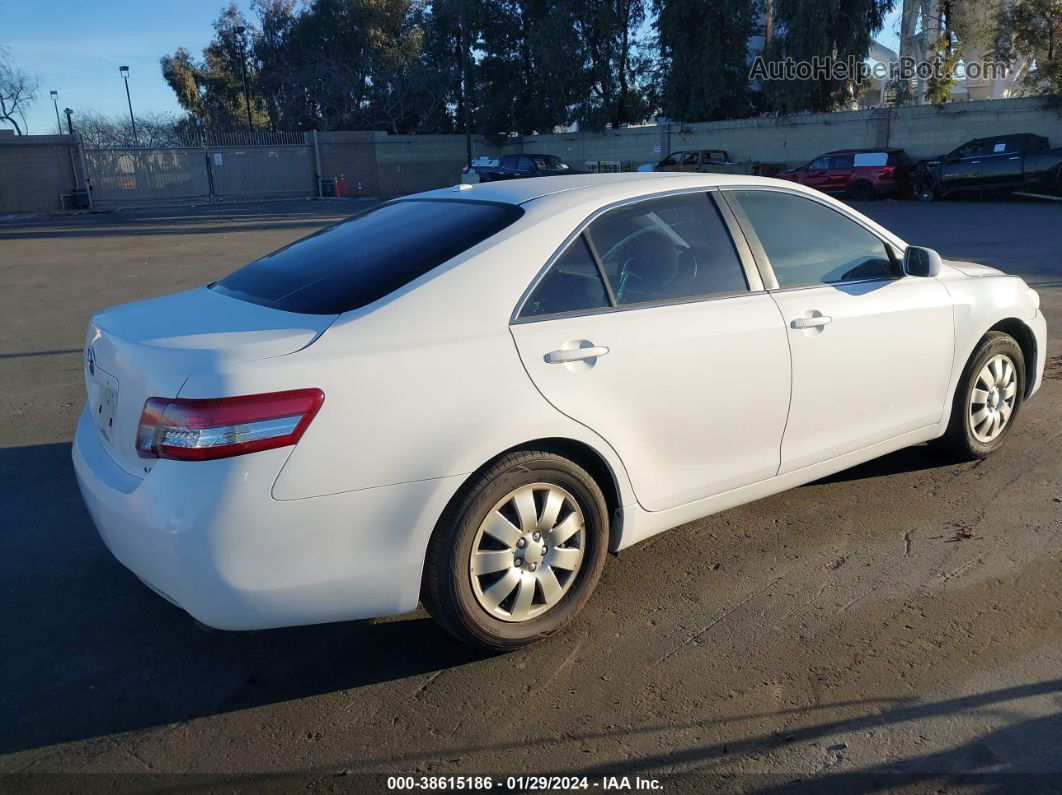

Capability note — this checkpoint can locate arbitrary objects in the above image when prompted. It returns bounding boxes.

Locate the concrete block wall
[0,97,1058,213]
[374,133,498,194]
[315,131,380,196]
[499,96,1062,169]
[0,135,79,214]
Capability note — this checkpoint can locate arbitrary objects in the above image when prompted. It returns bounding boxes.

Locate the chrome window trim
[511,186,757,324]
[719,185,908,293]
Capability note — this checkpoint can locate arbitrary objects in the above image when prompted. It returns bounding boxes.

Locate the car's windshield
[211,199,523,315]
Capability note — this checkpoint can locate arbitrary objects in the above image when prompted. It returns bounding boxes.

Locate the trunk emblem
[85,346,96,376]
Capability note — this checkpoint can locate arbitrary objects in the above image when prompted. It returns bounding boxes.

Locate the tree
[74,111,185,149]
[655,0,757,122]
[160,3,269,131]
[996,0,1062,105]
[761,0,895,113]
[574,0,655,128]
[0,49,39,135]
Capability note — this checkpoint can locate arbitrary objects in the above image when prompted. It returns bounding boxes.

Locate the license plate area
[88,369,120,444]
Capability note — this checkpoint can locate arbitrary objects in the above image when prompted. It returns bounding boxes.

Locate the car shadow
[808,443,957,485]
[0,442,486,756]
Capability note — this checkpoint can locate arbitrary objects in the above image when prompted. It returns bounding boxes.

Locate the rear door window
[829,153,855,169]
[212,199,523,314]
[586,194,748,305]
[853,152,887,167]
[520,236,610,318]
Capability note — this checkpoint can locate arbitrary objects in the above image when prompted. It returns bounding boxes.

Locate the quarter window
[520,236,610,318]
[730,190,900,287]
[586,194,748,305]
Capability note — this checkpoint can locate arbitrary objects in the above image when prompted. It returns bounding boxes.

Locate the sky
[3,0,904,136]
[1,0,252,135]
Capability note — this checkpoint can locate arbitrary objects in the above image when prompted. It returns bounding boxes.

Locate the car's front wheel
[422,450,609,651]
[937,331,1025,460]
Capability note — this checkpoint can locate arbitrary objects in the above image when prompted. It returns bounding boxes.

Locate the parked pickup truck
[477,153,582,182]
[654,149,747,175]
[913,132,1062,201]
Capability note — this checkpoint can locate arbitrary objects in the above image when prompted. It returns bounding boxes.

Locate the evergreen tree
[655,0,758,122]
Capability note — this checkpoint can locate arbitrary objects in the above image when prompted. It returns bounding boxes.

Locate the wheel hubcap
[469,483,586,622]
[969,354,1017,443]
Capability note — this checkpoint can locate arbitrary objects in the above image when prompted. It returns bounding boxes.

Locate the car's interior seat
[619,229,680,302]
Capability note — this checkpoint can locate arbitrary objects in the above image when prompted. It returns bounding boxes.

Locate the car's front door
[725,188,955,474]
[941,139,985,192]
[802,155,831,191]
[511,191,791,512]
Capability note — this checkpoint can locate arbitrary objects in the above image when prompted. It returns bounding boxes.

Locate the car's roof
[416,172,794,206]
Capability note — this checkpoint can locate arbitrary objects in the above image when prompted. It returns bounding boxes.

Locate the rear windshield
[211,199,523,314]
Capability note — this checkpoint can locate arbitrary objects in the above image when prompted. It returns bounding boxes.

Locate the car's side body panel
[511,293,792,511]
[769,277,955,473]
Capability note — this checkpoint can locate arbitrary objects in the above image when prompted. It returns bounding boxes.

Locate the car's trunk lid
[83,287,336,476]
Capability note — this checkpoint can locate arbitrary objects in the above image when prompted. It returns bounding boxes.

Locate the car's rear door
[826,153,855,193]
[978,137,1024,188]
[510,191,791,512]
[723,188,955,474]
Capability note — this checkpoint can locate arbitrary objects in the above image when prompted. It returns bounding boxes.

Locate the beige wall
[1,98,1059,213]
[0,135,79,215]
[499,96,1062,169]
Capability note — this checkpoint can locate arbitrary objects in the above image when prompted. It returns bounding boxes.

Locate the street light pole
[119,66,139,147]
[50,90,62,134]
[459,0,472,170]
[234,26,253,135]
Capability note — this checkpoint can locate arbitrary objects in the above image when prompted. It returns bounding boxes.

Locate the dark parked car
[478,153,581,182]
[776,148,913,200]
[912,133,1062,200]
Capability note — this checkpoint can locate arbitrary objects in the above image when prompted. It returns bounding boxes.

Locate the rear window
[853,152,887,167]
[211,199,523,314]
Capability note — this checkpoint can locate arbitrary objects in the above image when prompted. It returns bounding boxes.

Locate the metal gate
[85,141,316,208]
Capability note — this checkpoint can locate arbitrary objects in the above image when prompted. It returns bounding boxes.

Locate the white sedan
[73,173,1047,650]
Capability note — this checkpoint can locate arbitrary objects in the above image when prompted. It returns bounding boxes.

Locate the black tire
[849,181,877,201]
[914,179,937,202]
[935,332,1025,460]
[421,450,609,652]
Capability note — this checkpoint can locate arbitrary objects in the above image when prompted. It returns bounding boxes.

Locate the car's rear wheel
[421,450,609,651]
[936,332,1025,460]
[849,181,877,201]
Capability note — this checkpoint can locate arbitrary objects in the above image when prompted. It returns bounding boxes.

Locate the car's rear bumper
[72,406,462,630]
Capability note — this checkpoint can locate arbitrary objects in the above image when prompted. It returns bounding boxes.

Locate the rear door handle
[545,346,609,364]
[791,315,833,329]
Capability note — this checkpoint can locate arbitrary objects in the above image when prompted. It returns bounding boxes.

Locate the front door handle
[791,315,833,329]
[545,346,609,364]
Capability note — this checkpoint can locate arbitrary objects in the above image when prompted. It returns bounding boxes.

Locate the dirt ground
[0,197,1059,792]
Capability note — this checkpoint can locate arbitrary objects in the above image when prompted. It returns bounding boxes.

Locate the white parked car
[73,173,1047,650]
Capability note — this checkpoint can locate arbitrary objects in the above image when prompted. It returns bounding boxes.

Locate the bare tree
[0,50,39,134]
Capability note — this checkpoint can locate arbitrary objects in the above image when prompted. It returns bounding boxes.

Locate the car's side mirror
[903,246,943,278]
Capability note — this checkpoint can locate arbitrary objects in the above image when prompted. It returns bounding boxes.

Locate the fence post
[311,129,323,198]
[74,132,93,210]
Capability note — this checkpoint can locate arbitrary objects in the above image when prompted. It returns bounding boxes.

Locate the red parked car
[777,148,913,200]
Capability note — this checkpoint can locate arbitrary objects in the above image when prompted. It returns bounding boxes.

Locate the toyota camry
[73,173,1047,650]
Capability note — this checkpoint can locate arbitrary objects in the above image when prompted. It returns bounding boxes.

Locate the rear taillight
[136,389,324,461]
